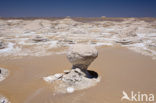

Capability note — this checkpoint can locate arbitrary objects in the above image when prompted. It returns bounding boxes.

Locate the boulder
[67,44,98,71]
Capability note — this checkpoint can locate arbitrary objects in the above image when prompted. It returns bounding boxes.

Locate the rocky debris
[148,44,156,51]
[72,30,86,34]
[0,68,9,82]
[43,73,63,83]
[115,39,133,45]
[58,39,76,46]
[63,39,75,44]
[32,36,49,43]
[43,68,100,94]
[43,44,100,94]
[0,95,10,103]
[67,44,98,71]
[0,18,156,59]
[118,26,138,37]
[63,70,70,73]
[0,41,6,49]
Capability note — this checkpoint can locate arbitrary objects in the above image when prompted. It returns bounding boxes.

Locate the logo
[121,91,155,102]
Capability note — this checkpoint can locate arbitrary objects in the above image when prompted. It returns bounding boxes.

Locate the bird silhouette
[121,91,130,101]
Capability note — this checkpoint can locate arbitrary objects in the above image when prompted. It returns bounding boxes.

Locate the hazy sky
[0,0,156,17]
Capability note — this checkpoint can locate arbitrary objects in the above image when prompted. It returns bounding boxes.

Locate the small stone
[43,73,63,83]
[115,39,133,45]
[32,36,48,43]
[43,76,57,83]
[67,87,74,93]
[73,68,86,76]
[54,73,63,78]
[64,70,70,74]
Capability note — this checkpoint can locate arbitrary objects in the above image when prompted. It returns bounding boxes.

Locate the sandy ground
[0,47,155,103]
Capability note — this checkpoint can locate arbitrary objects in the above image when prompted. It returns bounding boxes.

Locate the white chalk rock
[54,73,63,78]
[43,73,63,83]
[67,44,98,70]
[43,76,56,83]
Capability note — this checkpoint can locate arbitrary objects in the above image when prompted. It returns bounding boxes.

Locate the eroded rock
[43,44,100,94]
[43,68,100,94]
[67,44,98,70]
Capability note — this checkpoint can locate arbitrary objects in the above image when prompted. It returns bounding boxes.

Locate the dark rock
[115,39,133,45]
[32,36,49,43]
[0,41,6,49]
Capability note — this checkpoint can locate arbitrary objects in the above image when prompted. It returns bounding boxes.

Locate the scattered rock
[58,39,75,46]
[0,41,6,49]
[119,26,137,37]
[63,39,75,44]
[148,44,156,51]
[43,68,100,94]
[32,36,49,43]
[115,39,133,45]
[54,73,63,78]
[43,73,63,83]
[0,95,10,103]
[0,68,9,82]
[64,70,70,74]
[62,68,84,84]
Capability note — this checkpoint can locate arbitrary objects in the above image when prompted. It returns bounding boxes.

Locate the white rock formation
[43,68,100,94]
[67,44,98,71]
[43,44,100,94]
[0,18,156,58]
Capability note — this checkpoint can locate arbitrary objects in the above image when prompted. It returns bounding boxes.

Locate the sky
[0,0,156,17]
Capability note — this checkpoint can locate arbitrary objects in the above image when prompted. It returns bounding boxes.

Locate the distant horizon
[0,0,156,17]
[0,16,156,18]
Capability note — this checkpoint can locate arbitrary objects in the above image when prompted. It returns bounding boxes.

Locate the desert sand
[0,17,156,103]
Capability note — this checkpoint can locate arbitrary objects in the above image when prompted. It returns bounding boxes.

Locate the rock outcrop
[43,44,100,94]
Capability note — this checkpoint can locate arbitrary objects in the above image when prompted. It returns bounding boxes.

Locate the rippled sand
[0,47,156,103]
